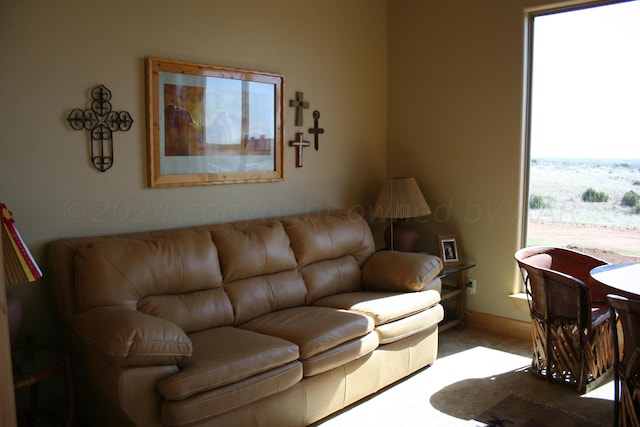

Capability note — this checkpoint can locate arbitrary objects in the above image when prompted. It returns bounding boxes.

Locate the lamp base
[384,219,419,252]
[7,291,22,347]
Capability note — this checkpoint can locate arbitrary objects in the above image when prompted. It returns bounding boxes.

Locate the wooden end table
[13,343,74,427]
[439,263,475,332]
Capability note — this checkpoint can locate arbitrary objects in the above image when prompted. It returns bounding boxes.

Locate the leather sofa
[48,209,444,427]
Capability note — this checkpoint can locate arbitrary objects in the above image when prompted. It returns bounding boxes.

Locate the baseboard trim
[465,311,531,341]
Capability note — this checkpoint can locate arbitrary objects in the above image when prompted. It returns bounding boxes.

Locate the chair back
[607,294,640,426]
[515,246,606,329]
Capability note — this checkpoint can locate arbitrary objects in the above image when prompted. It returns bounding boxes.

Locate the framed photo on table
[146,57,284,187]
[438,234,462,266]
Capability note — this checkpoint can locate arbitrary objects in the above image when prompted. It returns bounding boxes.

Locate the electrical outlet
[467,278,477,295]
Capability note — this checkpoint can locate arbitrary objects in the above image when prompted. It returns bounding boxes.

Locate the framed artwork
[146,57,284,187]
[438,234,462,266]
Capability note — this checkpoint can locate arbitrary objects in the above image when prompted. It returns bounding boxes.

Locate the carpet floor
[312,327,614,426]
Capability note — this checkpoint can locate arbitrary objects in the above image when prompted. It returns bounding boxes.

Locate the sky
[530,0,640,159]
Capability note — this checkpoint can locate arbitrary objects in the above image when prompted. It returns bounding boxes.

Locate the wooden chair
[514,246,614,393]
[607,294,640,427]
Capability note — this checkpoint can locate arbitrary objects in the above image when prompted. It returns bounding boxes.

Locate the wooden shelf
[438,264,475,333]
[12,346,74,427]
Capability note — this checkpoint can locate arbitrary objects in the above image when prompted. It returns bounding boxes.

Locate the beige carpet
[313,328,613,426]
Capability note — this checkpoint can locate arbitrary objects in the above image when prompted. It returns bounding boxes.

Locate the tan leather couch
[49,210,444,427]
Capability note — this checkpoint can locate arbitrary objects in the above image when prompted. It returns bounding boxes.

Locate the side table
[12,343,74,427]
[438,263,475,332]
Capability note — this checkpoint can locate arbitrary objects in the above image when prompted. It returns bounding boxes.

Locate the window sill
[509,292,530,313]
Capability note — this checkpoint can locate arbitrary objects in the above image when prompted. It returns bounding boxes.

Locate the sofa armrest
[74,307,192,367]
[362,251,443,292]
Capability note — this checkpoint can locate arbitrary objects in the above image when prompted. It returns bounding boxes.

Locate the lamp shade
[373,177,431,219]
[1,203,42,286]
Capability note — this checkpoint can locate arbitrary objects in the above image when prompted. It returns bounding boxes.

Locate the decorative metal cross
[67,85,133,172]
[289,132,310,167]
[289,91,309,126]
[308,110,325,151]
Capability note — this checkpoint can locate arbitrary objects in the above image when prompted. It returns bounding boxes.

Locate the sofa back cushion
[211,222,297,282]
[211,222,306,324]
[282,211,374,267]
[300,257,363,303]
[75,231,233,333]
[282,211,375,302]
[224,271,307,324]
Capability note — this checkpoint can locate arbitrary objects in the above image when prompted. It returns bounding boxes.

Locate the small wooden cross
[289,132,310,167]
[308,110,325,151]
[289,91,309,126]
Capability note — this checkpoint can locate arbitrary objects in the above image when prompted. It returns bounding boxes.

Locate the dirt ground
[526,159,640,264]
[528,221,640,263]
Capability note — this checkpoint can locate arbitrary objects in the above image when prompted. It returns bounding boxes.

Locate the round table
[590,262,640,299]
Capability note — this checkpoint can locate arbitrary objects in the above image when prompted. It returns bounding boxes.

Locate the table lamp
[373,177,431,252]
[1,202,42,346]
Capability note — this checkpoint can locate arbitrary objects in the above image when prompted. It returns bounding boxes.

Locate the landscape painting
[163,82,274,158]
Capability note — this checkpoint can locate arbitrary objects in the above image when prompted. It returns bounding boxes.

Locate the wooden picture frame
[438,234,462,266]
[146,57,284,187]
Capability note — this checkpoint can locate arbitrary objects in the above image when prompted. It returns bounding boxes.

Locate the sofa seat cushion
[376,304,444,344]
[313,289,441,326]
[241,306,374,360]
[302,330,379,376]
[158,327,299,401]
[161,361,302,427]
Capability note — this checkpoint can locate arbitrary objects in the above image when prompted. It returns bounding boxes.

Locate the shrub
[633,180,640,186]
[529,194,549,209]
[582,188,609,203]
[622,190,640,207]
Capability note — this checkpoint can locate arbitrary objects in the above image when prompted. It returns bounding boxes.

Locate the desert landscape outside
[526,3,640,264]
[526,158,640,263]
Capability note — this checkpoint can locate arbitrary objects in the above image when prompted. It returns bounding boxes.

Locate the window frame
[520,0,631,249]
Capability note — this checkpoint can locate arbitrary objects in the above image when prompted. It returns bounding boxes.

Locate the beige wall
[0,0,388,340]
[387,0,574,322]
[1,0,594,342]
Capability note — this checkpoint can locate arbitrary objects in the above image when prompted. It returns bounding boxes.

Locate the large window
[525,0,640,263]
